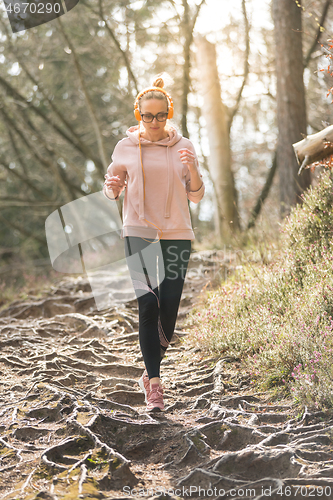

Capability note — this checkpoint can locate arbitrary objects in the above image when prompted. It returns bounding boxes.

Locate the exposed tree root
[1,252,333,499]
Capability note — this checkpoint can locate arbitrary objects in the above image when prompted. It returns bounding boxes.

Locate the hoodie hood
[126,125,183,147]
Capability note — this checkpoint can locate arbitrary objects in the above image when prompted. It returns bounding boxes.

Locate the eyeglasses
[140,112,168,123]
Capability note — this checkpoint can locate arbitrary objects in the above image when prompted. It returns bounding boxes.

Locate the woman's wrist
[103,185,120,200]
[188,165,203,192]
[188,164,198,173]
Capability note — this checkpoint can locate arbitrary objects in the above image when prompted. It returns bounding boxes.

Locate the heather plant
[186,170,333,409]
[282,170,333,286]
[0,266,59,311]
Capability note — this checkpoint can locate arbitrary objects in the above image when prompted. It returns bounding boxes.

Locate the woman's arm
[178,147,205,203]
[103,143,127,200]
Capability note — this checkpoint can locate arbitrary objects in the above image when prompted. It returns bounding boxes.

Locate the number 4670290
[5,3,61,14]
[277,485,331,497]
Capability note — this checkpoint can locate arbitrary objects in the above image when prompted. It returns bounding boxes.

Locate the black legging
[124,236,191,379]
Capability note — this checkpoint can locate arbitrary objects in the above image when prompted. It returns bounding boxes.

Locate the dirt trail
[0,250,333,500]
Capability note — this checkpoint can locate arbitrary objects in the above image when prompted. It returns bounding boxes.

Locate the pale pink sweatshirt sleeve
[103,142,127,201]
[185,148,205,204]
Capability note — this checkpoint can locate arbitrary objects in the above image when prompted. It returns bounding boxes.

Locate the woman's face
[139,98,168,141]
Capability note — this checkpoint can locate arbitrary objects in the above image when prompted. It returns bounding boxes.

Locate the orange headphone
[134,86,174,243]
[134,87,174,121]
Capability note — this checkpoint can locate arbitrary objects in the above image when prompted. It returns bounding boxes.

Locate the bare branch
[190,0,206,32]
[167,0,182,19]
[99,0,138,94]
[304,0,332,68]
[229,0,250,127]
[247,150,277,229]
[0,102,83,201]
[181,0,191,138]
[0,213,46,245]
[0,156,49,201]
[8,97,90,191]
[56,16,108,172]
[0,197,60,205]
[8,127,29,177]
[0,74,103,174]
[81,0,139,94]
[0,18,104,173]
[180,0,206,137]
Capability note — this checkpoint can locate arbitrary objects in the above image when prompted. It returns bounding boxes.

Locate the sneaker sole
[147,406,164,412]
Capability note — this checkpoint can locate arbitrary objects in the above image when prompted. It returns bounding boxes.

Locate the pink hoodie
[103,125,205,240]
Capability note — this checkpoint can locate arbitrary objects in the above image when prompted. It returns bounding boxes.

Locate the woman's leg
[158,240,191,357]
[124,236,161,382]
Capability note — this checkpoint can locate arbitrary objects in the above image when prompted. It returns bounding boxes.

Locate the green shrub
[186,170,333,409]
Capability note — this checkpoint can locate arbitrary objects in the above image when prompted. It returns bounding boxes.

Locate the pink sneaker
[146,383,164,412]
[138,369,150,403]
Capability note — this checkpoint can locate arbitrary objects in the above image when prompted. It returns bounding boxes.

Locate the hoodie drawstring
[164,146,173,218]
[138,141,145,221]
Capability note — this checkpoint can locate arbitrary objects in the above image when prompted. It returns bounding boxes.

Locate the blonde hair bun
[152,77,164,88]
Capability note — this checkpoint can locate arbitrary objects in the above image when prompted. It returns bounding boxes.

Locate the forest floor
[1,249,333,500]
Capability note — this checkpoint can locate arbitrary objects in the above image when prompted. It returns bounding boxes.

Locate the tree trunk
[181,0,191,139]
[180,0,206,139]
[272,0,311,216]
[247,151,277,229]
[195,36,239,244]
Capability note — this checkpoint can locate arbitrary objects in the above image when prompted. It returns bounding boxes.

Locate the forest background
[0,0,333,295]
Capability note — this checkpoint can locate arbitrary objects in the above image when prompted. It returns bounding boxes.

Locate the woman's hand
[178,148,197,171]
[104,174,124,192]
[178,148,203,192]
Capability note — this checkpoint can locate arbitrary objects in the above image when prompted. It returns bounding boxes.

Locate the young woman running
[103,76,205,412]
